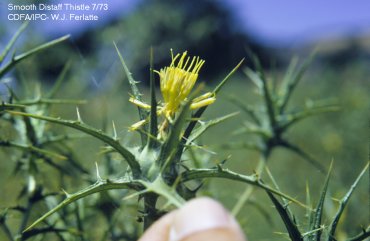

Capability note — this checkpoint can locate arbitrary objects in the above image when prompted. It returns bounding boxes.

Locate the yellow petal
[129,119,147,131]
[129,97,151,109]
[192,92,214,103]
[190,97,216,109]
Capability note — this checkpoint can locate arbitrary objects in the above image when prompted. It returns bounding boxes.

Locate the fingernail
[169,197,244,241]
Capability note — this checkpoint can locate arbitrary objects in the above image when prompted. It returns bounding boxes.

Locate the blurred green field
[1,53,368,240]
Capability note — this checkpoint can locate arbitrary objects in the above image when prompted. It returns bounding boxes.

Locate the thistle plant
[0,24,368,241]
[226,53,369,240]
[229,52,340,216]
[5,46,301,231]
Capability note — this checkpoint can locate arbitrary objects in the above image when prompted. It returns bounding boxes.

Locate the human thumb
[169,197,246,241]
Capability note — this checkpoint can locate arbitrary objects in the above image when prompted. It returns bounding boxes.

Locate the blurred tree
[106,0,272,82]
[2,0,284,89]
[17,0,274,87]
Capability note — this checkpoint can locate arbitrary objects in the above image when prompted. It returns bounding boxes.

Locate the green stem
[182,167,308,209]
[24,178,142,232]
[0,35,70,79]
[6,111,142,178]
[18,201,32,235]
[328,163,369,240]
[0,21,29,63]
[261,76,277,128]
[1,103,26,110]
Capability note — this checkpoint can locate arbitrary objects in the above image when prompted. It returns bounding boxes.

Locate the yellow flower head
[156,50,213,118]
[129,50,215,131]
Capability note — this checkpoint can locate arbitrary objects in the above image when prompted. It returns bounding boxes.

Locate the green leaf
[278,51,316,113]
[0,102,26,111]
[244,67,276,127]
[46,61,72,99]
[7,111,141,178]
[327,163,369,241]
[279,104,340,132]
[0,35,70,79]
[213,58,244,94]
[267,192,303,241]
[265,164,296,216]
[0,21,29,64]
[280,56,299,94]
[243,67,263,90]
[148,47,158,149]
[305,182,313,231]
[114,42,148,146]
[307,162,333,241]
[245,48,266,80]
[158,97,192,168]
[23,113,38,145]
[186,112,238,145]
[22,227,71,240]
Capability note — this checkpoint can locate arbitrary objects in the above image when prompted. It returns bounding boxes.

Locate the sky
[224,0,370,46]
[2,0,370,47]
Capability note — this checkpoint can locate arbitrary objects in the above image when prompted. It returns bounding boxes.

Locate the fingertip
[138,212,175,241]
[181,228,245,241]
[169,197,246,241]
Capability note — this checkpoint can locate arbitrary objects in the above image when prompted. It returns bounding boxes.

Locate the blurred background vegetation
[0,0,369,240]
